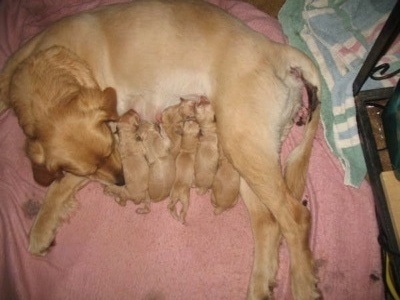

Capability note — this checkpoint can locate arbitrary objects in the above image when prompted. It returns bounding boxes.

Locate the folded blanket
[279,0,400,186]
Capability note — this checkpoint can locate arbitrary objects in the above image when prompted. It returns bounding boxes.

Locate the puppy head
[27,87,124,186]
[194,96,215,124]
[138,121,171,158]
[117,109,141,129]
[178,98,196,120]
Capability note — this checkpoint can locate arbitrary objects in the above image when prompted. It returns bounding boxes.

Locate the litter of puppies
[105,96,240,223]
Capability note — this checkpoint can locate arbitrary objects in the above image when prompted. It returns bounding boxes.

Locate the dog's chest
[114,70,213,121]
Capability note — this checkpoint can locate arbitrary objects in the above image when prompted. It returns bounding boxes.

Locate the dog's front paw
[28,226,56,256]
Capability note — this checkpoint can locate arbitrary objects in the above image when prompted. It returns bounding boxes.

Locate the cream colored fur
[0,1,321,299]
[138,120,176,213]
[211,144,240,215]
[193,96,219,195]
[104,109,149,207]
[168,120,200,223]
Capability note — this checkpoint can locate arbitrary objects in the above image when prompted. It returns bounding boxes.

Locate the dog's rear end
[213,39,321,299]
[282,50,321,202]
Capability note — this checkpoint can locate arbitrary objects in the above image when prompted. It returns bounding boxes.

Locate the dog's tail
[282,48,321,200]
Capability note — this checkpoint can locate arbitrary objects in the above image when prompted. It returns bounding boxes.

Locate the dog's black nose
[115,173,125,186]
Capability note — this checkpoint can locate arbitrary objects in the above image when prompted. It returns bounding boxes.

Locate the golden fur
[211,145,240,215]
[104,109,149,207]
[7,46,123,187]
[161,98,196,158]
[137,120,176,212]
[168,120,200,223]
[0,1,321,298]
[193,96,219,195]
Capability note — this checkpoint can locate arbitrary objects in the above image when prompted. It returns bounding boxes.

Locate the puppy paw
[103,185,114,195]
[115,198,127,206]
[167,202,180,222]
[213,206,226,215]
[195,187,208,195]
[167,196,189,223]
[136,204,151,214]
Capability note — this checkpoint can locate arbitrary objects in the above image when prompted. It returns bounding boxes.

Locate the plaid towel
[279,0,399,186]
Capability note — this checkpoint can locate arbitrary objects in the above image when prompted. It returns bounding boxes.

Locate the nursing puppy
[193,96,219,195]
[0,1,321,299]
[168,120,200,223]
[137,120,175,212]
[161,98,196,158]
[104,109,149,207]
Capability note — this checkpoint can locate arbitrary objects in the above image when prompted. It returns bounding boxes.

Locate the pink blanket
[0,0,384,299]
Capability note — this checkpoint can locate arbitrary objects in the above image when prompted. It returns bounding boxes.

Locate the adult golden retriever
[0,0,321,299]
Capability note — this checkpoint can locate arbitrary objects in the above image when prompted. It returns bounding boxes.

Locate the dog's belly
[115,69,213,121]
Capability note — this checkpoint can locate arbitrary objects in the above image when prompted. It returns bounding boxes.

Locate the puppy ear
[26,140,61,186]
[102,87,119,121]
[197,96,209,106]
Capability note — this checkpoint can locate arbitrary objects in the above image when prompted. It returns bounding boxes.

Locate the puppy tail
[283,50,321,200]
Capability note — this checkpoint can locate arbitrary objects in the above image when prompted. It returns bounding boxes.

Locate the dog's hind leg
[227,134,317,300]
[240,178,281,300]
[214,80,319,299]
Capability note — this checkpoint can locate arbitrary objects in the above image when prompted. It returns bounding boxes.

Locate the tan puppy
[105,110,149,207]
[0,1,322,298]
[161,98,196,158]
[211,145,240,215]
[136,120,175,212]
[168,120,200,223]
[193,96,219,195]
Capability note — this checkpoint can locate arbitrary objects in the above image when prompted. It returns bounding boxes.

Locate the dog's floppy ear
[101,87,119,121]
[26,140,63,186]
[31,163,61,187]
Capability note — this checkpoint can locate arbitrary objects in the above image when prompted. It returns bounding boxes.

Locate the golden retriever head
[7,46,124,187]
[25,87,124,186]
